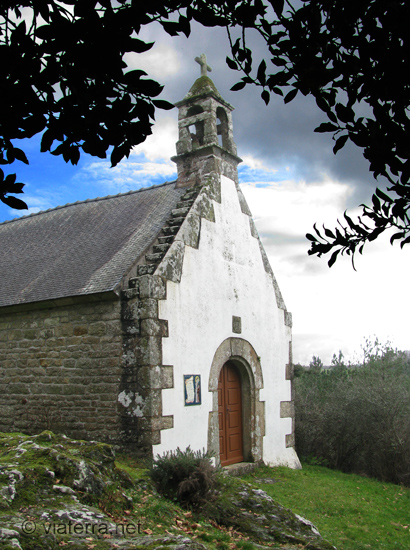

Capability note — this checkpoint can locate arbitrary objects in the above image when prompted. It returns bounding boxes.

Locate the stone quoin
[0,57,300,469]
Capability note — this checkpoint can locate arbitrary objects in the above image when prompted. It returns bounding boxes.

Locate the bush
[149,447,217,509]
[295,340,410,486]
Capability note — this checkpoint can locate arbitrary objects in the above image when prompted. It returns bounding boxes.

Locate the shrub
[149,447,217,509]
[295,340,410,486]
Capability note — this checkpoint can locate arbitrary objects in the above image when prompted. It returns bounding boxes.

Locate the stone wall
[0,296,123,444]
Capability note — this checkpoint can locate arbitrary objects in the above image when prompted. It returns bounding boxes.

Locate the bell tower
[172,54,242,187]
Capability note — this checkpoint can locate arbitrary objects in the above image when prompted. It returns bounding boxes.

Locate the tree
[1,1,409,267]
[224,0,410,266]
[309,355,323,373]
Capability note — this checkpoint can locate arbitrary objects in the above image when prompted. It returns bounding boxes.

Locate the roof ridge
[0,180,178,226]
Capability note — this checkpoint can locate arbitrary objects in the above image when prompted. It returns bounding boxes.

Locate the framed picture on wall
[184,374,201,406]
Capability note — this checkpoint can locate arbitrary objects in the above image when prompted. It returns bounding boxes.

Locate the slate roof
[0,182,185,308]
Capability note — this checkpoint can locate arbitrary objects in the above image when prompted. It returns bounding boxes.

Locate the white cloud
[124,42,182,80]
[77,155,177,194]
[240,154,278,172]
[240,175,410,365]
[132,116,178,161]
[9,194,57,218]
[241,178,354,238]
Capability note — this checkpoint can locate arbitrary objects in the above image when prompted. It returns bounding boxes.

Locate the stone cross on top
[195,53,212,77]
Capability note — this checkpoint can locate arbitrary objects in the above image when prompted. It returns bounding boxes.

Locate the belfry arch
[208,337,265,467]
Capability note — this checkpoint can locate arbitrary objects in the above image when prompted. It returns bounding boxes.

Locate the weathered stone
[137,264,157,276]
[161,226,179,236]
[208,477,335,550]
[280,401,295,419]
[140,319,168,337]
[156,241,185,283]
[153,243,171,254]
[145,252,164,264]
[138,275,167,300]
[232,316,242,334]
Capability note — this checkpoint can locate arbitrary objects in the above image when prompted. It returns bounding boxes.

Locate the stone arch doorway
[208,338,265,467]
[218,361,244,466]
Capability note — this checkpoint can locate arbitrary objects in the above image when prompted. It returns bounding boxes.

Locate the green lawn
[242,464,410,550]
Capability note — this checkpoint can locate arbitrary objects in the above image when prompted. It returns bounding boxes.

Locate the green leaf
[41,130,54,153]
[1,195,28,210]
[328,249,339,268]
[130,39,154,54]
[368,227,384,242]
[231,81,247,92]
[13,148,29,165]
[257,60,267,86]
[333,135,348,154]
[4,173,17,189]
[390,231,405,245]
[152,100,174,110]
[111,144,129,167]
[335,103,355,124]
[400,236,410,248]
[261,90,270,105]
[375,188,393,203]
[178,15,191,38]
[226,57,238,71]
[161,21,181,37]
[284,88,298,104]
[270,0,284,18]
[314,122,339,133]
[372,194,381,212]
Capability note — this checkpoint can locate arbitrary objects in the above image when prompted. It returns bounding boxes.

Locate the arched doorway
[218,361,244,466]
[208,338,265,467]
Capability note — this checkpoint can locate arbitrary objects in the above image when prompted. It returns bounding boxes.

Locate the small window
[187,105,205,148]
[216,107,229,150]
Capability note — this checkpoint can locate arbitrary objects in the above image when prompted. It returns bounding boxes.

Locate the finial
[195,53,212,77]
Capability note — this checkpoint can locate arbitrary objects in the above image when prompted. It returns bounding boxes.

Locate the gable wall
[154,175,299,467]
[0,297,123,442]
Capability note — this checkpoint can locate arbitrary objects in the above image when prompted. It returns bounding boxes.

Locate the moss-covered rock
[202,474,335,550]
[0,432,335,550]
[0,431,130,513]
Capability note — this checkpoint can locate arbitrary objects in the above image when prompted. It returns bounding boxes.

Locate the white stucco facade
[153,174,300,468]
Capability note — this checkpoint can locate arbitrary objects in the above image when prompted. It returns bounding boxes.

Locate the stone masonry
[0,297,123,442]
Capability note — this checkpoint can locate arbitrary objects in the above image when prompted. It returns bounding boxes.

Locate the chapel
[0,56,300,469]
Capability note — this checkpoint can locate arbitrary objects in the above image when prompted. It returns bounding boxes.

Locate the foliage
[0,1,179,210]
[225,0,410,265]
[2,1,409,264]
[294,339,410,485]
[309,355,323,373]
[243,464,410,550]
[150,446,217,509]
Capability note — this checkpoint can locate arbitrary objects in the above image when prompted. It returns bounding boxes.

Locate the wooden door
[218,362,244,466]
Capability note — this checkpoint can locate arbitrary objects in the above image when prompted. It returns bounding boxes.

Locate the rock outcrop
[0,432,335,550]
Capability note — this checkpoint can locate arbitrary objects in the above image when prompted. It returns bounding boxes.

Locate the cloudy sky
[1,18,409,365]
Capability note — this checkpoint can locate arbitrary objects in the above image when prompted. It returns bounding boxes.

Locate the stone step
[158,235,174,244]
[181,190,199,201]
[161,226,179,236]
[137,264,156,276]
[153,243,170,254]
[145,252,163,264]
[222,462,258,476]
[167,216,185,227]
[176,200,194,209]
[171,207,190,217]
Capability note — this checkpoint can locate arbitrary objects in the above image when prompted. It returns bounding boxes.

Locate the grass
[242,463,410,550]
